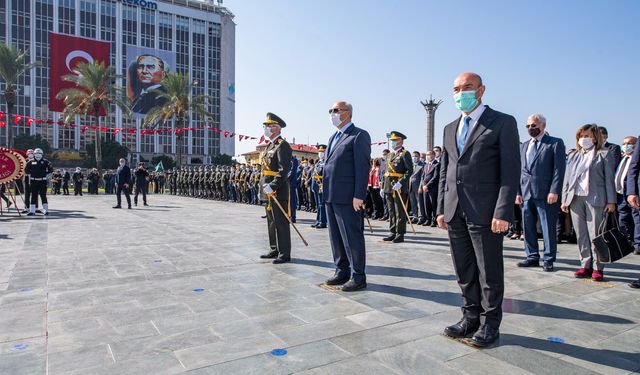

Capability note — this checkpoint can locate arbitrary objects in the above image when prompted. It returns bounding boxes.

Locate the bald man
[437,72,520,347]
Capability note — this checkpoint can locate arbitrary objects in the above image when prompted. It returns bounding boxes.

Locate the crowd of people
[3,71,639,349]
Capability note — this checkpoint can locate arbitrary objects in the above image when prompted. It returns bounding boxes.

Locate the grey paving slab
[0,194,639,374]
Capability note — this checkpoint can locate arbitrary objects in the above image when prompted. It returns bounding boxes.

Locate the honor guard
[258,112,293,264]
[311,145,327,228]
[382,131,413,243]
[25,148,54,215]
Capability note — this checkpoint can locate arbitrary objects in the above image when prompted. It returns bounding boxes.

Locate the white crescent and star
[65,50,94,71]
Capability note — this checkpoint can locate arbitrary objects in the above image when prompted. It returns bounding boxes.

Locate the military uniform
[259,112,293,263]
[382,131,413,243]
[311,145,327,228]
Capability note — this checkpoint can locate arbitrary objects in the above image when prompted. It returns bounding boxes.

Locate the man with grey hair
[516,114,566,271]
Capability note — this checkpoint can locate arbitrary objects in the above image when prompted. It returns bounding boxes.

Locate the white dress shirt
[457,104,487,140]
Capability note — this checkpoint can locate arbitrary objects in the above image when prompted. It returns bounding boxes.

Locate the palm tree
[56,61,130,174]
[142,72,212,167]
[0,43,40,148]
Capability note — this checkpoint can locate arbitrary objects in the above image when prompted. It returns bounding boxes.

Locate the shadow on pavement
[294,258,456,281]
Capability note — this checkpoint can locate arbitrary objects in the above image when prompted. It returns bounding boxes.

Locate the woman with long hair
[561,124,616,281]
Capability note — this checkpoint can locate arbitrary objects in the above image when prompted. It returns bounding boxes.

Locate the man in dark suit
[436,72,520,347]
[601,126,622,168]
[626,136,640,289]
[420,150,440,226]
[258,113,293,264]
[408,151,424,224]
[377,149,390,220]
[113,158,132,209]
[323,101,371,292]
[515,114,566,272]
[616,136,640,253]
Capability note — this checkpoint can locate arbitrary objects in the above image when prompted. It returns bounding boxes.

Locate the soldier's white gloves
[393,182,402,191]
[263,184,274,194]
[379,189,385,198]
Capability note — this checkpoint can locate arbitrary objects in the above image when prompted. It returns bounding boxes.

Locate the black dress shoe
[443,318,480,338]
[26,212,35,216]
[543,262,554,272]
[326,274,350,286]
[144,203,149,206]
[629,279,640,289]
[128,206,132,209]
[310,224,317,228]
[392,234,404,243]
[634,247,640,255]
[382,234,396,241]
[316,224,327,229]
[112,205,121,209]
[261,215,267,218]
[517,259,540,268]
[260,251,278,259]
[272,257,291,264]
[469,324,500,348]
[341,279,366,292]
[430,222,437,227]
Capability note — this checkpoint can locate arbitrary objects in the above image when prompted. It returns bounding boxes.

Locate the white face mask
[119,162,125,166]
[390,140,400,149]
[412,157,418,163]
[318,152,325,159]
[622,144,635,154]
[578,137,594,150]
[263,126,273,139]
[35,154,43,160]
[330,113,342,127]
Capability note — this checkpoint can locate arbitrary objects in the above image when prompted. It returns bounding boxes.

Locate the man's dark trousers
[117,186,131,207]
[326,202,366,284]
[447,205,504,328]
[618,193,640,248]
[523,199,559,262]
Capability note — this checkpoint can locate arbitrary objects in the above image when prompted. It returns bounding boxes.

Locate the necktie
[616,157,630,193]
[527,139,539,168]
[457,116,472,153]
[329,131,342,153]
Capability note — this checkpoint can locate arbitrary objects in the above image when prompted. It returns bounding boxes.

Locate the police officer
[72,167,84,196]
[311,145,327,228]
[382,131,413,243]
[25,148,53,216]
[258,112,293,264]
[21,149,34,213]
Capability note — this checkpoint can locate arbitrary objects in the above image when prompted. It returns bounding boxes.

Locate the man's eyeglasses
[525,124,538,129]
[329,108,347,114]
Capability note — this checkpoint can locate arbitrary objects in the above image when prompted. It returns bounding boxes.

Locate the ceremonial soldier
[311,145,327,228]
[25,148,53,215]
[259,112,293,264]
[51,169,63,195]
[382,131,413,243]
[72,167,84,196]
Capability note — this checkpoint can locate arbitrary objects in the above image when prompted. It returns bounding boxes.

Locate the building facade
[0,0,236,164]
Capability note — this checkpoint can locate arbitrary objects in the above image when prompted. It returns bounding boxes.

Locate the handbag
[592,212,634,263]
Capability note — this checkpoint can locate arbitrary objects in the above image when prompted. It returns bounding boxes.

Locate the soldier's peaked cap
[263,112,286,127]
[389,131,406,140]
[317,144,327,152]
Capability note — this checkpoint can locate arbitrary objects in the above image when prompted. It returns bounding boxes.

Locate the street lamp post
[420,96,442,151]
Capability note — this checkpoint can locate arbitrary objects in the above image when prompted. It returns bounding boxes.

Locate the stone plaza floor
[1,193,639,375]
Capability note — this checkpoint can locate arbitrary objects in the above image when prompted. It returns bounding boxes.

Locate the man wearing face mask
[323,101,371,291]
[72,167,84,196]
[615,136,640,254]
[113,158,132,209]
[515,114,566,272]
[382,132,413,243]
[25,148,53,216]
[600,127,622,168]
[378,149,390,221]
[20,149,35,213]
[409,151,425,224]
[433,146,442,162]
[311,145,327,229]
[437,72,520,348]
[258,112,293,264]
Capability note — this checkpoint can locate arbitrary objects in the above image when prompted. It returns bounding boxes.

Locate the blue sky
[228,0,639,158]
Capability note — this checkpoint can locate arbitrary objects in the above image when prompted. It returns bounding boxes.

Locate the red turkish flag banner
[49,33,110,113]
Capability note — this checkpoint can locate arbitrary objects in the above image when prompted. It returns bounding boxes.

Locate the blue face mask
[454,90,479,113]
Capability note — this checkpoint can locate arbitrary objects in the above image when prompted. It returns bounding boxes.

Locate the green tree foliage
[211,154,233,166]
[151,154,176,170]
[85,139,129,169]
[13,133,52,155]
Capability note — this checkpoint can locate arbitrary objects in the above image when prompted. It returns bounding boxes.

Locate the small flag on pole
[155,161,164,172]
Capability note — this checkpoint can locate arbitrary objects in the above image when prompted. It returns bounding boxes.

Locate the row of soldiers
[167,164,264,204]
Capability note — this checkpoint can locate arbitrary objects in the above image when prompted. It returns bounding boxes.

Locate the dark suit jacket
[409,160,424,193]
[518,134,566,201]
[421,160,440,191]
[605,142,622,168]
[117,165,131,188]
[323,124,371,204]
[626,141,640,196]
[437,106,521,224]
